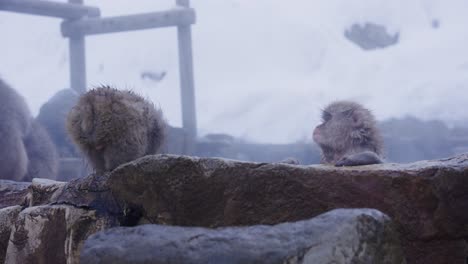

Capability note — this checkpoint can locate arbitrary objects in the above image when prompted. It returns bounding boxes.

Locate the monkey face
[314,100,383,154]
[313,106,361,151]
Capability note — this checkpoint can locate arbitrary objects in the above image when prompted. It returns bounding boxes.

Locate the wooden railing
[1,0,198,154]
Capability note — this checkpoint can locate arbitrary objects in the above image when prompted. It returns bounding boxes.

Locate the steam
[2,0,468,144]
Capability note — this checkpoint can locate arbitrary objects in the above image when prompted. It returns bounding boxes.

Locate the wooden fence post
[68,0,87,94]
[176,0,197,154]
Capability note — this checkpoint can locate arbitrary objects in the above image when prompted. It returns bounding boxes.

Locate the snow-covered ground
[2,0,468,143]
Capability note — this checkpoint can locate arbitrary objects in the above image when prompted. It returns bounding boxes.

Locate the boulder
[4,205,113,264]
[0,206,22,263]
[81,208,405,264]
[107,154,468,263]
[1,153,468,263]
[0,180,30,209]
[27,178,66,206]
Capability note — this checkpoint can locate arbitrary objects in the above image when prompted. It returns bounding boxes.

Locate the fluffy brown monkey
[313,100,383,166]
[67,86,167,173]
[36,88,80,157]
[0,78,31,180]
[0,78,59,181]
[23,120,59,181]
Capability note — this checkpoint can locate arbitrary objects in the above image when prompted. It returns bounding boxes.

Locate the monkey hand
[335,151,383,167]
[335,157,351,167]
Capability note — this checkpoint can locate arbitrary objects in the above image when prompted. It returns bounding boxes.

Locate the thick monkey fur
[23,120,60,181]
[0,78,59,181]
[37,88,80,157]
[67,86,167,173]
[313,100,384,166]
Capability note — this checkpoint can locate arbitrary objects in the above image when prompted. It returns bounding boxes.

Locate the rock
[81,208,405,264]
[5,205,113,264]
[0,180,30,209]
[107,154,468,263]
[2,153,468,263]
[278,157,300,165]
[27,178,66,206]
[401,239,467,264]
[0,206,21,264]
[49,173,122,222]
[344,22,399,50]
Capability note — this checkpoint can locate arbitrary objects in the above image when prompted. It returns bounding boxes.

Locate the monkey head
[313,101,382,155]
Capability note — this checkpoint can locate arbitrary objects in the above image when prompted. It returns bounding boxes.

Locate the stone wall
[1,153,468,263]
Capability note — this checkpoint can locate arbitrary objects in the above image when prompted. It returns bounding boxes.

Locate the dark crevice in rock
[50,201,91,210]
[119,205,143,227]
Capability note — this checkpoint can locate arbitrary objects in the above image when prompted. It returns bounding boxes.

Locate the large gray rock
[81,208,405,264]
[107,154,468,263]
[27,178,66,206]
[0,206,21,264]
[5,205,113,264]
[0,180,30,209]
[2,153,468,263]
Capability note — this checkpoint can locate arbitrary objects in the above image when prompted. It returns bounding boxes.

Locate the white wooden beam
[0,0,100,19]
[67,0,87,94]
[61,8,195,37]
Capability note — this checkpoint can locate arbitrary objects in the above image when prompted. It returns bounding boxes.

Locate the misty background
[1,0,468,148]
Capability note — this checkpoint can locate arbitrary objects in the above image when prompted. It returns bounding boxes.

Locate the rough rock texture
[0,206,22,264]
[27,178,66,206]
[4,205,113,264]
[1,153,468,263]
[107,154,468,264]
[0,176,118,264]
[0,180,30,209]
[81,208,405,264]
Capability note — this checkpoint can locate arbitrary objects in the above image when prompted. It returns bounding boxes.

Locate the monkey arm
[335,151,383,167]
[0,128,29,180]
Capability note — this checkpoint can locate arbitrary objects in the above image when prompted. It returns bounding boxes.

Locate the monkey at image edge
[0,77,59,181]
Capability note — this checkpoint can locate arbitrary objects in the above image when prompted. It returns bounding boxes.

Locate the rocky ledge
[1,153,468,263]
[81,208,404,264]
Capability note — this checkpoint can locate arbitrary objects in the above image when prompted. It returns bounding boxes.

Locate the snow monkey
[23,120,60,181]
[313,100,384,166]
[0,78,58,181]
[67,86,167,173]
[37,88,80,157]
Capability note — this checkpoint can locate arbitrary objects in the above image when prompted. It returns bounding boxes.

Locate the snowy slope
[1,0,468,143]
